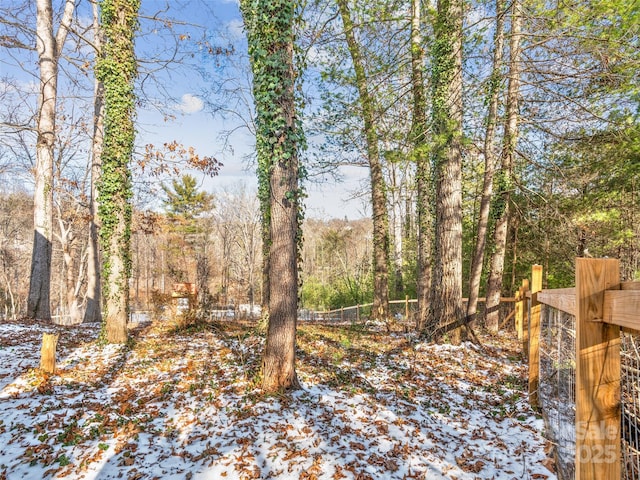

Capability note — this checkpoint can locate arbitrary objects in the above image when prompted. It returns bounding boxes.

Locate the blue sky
[0,0,369,219]
[133,0,370,219]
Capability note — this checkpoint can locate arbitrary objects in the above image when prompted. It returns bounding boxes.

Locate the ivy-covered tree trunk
[428,0,465,343]
[84,0,104,324]
[337,0,390,323]
[96,0,140,343]
[241,0,303,392]
[485,0,522,332]
[260,216,270,315]
[27,0,75,320]
[410,0,431,331]
[466,0,506,325]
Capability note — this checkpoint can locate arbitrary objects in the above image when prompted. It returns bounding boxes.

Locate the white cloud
[226,18,244,40]
[175,93,204,114]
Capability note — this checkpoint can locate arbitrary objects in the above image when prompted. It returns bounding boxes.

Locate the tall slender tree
[27,0,76,320]
[240,0,304,391]
[84,0,104,324]
[428,0,464,343]
[336,0,390,322]
[466,0,506,325]
[96,0,140,343]
[485,0,522,331]
[410,0,431,331]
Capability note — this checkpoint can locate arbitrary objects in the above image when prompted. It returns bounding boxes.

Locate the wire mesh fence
[539,304,576,480]
[622,331,640,479]
[538,303,640,480]
[302,298,515,329]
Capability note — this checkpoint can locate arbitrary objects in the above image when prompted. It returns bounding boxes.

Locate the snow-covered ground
[0,319,556,479]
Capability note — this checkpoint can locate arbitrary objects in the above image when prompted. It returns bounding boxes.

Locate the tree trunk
[97,0,140,343]
[28,0,75,320]
[411,0,432,331]
[240,0,302,391]
[263,148,300,392]
[261,219,270,314]
[485,0,522,332]
[429,0,465,344]
[390,172,404,299]
[105,226,129,343]
[56,213,82,325]
[337,0,390,322]
[84,0,104,324]
[466,0,506,325]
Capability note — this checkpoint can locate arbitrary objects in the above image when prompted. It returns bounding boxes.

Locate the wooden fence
[307,296,516,327]
[517,258,640,480]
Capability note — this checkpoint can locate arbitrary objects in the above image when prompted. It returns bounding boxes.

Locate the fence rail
[520,259,640,480]
[305,296,516,326]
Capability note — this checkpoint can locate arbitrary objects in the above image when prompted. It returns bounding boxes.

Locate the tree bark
[240,0,302,391]
[389,168,405,299]
[56,211,82,325]
[337,0,390,322]
[28,0,75,320]
[263,145,300,392]
[429,0,465,343]
[411,0,432,331]
[105,221,129,343]
[485,0,522,332]
[466,0,506,325]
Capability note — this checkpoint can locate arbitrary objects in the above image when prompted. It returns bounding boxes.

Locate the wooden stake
[515,287,523,340]
[522,278,530,358]
[405,295,409,321]
[40,333,59,374]
[575,258,620,480]
[528,265,542,408]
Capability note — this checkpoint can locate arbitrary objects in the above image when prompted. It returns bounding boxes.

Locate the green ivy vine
[95,0,140,338]
[430,0,460,164]
[240,0,307,296]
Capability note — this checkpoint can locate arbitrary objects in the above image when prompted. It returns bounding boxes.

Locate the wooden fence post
[40,333,60,374]
[515,287,523,340]
[528,265,542,409]
[405,295,409,321]
[522,278,530,356]
[575,258,620,480]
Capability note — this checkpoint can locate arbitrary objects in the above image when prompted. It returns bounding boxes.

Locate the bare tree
[410,0,431,331]
[27,0,76,320]
[336,0,390,322]
[84,0,104,324]
[485,0,522,331]
[466,0,507,325]
[0,190,32,320]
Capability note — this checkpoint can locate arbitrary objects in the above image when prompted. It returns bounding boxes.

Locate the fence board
[529,265,543,409]
[602,290,640,331]
[575,258,620,480]
[538,288,576,316]
[621,282,640,291]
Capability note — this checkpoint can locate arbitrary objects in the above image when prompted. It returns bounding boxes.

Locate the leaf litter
[0,319,556,479]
